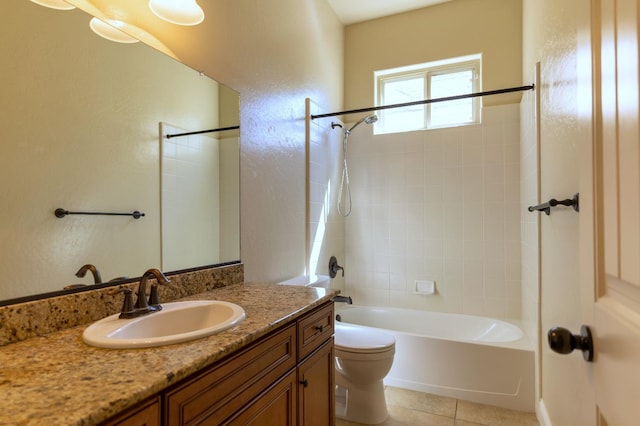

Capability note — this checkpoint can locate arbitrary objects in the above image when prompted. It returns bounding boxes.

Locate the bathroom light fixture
[30,0,75,10]
[149,0,204,26]
[89,17,139,44]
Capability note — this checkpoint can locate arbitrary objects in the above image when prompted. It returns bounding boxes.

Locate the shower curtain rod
[310,84,535,120]
[165,125,240,139]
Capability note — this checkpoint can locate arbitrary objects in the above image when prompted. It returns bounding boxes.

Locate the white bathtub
[335,305,535,412]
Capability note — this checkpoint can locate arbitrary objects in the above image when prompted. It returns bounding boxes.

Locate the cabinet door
[297,338,334,426]
[226,370,297,426]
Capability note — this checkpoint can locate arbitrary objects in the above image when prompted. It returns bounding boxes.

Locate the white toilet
[278,275,396,424]
[334,323,396,424]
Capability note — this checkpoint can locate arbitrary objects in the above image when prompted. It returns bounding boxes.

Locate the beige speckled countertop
[0,282,337,425]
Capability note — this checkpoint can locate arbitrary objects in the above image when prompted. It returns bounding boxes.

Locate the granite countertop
[0,282,337,425]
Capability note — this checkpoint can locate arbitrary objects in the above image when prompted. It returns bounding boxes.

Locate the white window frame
[374,54,482,134]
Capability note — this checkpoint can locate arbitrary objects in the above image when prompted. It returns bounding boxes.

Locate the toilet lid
[334,323,395,353]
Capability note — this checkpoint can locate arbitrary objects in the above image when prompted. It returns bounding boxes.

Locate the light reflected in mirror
[0,1,240,305]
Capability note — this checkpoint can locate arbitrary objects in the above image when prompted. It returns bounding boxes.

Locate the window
[374,54,481,134]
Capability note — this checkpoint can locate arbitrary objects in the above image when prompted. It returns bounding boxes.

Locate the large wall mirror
[0,1,240,305]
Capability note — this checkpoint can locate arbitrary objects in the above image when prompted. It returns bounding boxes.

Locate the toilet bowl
[277,275,395,423]
[334,323,396,424]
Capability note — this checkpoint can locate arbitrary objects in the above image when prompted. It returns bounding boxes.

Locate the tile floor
[335,387,540,426]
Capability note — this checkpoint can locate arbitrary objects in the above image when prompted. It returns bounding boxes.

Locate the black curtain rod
[165,125,240,139]
[310,84,535,120]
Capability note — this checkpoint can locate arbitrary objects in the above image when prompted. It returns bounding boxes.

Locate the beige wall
[344,0,523,111]
[160,0,345,283]
[522,0,593,424]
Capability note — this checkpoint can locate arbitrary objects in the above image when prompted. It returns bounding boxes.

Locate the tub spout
[333,295,352,304]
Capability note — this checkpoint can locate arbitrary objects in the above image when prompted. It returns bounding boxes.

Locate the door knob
[547,325,594,362]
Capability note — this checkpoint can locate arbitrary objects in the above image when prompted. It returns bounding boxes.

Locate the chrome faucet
[75,264,102,284]
[111,268,170,319]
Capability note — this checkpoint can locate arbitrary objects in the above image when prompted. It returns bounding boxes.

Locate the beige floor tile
[453,420,485,426]
[385,405,455,425]
[335,405,455,426]
[336,418,365,426]
[385,386,457,418]
[455,400,539,426]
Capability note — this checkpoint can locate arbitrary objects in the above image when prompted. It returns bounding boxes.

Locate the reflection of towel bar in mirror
[165,125,240,139]
[54,208,145,219]
[528,193,579,216]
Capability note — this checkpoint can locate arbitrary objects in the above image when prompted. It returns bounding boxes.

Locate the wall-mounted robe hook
[528,193,579,216]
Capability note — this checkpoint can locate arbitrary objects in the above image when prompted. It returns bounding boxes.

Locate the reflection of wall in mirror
[0,2,232,300]
[160,123,220,271]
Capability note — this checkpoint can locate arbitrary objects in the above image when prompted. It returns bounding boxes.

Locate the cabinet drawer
[164,324,296,425]
[297,302,334,361]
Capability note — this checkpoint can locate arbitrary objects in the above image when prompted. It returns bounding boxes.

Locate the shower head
[347,114,378,133]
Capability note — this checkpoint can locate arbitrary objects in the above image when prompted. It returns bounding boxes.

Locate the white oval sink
[83,300,246,349]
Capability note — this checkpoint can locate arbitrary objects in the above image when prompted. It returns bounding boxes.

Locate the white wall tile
[345,104,522,319]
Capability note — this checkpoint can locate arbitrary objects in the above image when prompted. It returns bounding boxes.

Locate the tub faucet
[333,295,352,304]
[75,264,102,284]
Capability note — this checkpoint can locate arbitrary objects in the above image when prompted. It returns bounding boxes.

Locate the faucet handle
[329,256,345,278]
[148,284,162,310]
[108,287,135,319]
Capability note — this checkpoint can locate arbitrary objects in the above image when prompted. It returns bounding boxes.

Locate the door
[580,0,640,424]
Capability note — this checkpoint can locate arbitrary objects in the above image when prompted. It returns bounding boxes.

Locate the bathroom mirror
[0,2,240,305]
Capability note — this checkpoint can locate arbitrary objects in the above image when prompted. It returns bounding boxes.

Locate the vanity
[0,281,337,425]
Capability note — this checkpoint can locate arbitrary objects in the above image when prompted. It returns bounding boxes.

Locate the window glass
[379,75,425,133]
[374,55,481,134]
[429,69,475,127]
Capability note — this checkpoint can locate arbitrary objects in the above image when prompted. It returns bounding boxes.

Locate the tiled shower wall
[343,104,522,319]
[307,99,346,291]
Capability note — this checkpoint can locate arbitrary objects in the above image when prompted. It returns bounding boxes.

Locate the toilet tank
[278,275,330,288]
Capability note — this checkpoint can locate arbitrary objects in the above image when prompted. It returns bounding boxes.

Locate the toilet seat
[335,323,395,354]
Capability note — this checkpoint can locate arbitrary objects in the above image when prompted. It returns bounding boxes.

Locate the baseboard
[537,399,552,426]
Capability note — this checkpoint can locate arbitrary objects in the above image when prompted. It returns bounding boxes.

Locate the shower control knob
[547,325,594,362]
[329,256,344,278]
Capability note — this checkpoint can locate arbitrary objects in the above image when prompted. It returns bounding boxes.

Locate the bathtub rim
[334,304,534,352]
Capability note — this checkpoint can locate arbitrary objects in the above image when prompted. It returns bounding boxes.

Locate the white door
[578,0,640,424]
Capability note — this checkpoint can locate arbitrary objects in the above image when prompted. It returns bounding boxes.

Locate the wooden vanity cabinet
[104,301,334,426]
[100,396,160,426]
[164,301,335,426]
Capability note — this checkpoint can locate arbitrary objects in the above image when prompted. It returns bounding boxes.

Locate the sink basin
[82,300,246,349]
